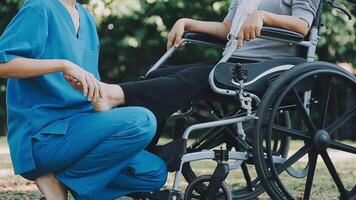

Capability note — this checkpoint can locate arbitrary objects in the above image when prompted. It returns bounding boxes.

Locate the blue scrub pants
[29,107,167,200]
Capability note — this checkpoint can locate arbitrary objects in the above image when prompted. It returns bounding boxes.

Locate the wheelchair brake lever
[328,0,352,20]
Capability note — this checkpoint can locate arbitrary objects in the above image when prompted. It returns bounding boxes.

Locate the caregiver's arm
[0,58,68,78]
[0,58,102,101]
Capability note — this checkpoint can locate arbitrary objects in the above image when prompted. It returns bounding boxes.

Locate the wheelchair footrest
[152,139,187,172]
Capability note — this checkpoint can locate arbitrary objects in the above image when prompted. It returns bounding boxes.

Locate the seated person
[66,0,320,149]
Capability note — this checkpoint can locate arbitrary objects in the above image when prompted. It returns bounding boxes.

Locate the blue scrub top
[0,0,100,175]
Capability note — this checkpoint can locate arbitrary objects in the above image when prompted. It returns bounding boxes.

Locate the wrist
[181,18,192,31]
[58,59,70,73]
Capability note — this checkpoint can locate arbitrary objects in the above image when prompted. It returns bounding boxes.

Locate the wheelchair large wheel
[181,106,291,199]
[253,62,356,200]
[184,175,232,200]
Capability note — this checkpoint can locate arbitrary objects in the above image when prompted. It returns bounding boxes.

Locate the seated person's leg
[145,61,217,80]
[121,62,217,123]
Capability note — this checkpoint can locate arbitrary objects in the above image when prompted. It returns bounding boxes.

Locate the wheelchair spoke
[326,105,356,135]
[272,125,311,140]
[241,162,254,192]
[318,76,332,129]
[303,152,318,200]
[320,151,348,198]
[272,132,280,152]
[292,88,316,133]
[329,141,356,154]
[276,145,310,174]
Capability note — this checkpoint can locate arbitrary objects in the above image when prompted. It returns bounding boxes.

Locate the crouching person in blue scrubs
[0,0,167,199]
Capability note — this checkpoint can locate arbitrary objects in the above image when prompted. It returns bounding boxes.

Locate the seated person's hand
[237,11,264,48]
[167,18,188,50]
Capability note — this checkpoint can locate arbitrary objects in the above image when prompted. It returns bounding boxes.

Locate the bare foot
[92,82,125,112]
[64,74,125,112]
[35,173,68,200]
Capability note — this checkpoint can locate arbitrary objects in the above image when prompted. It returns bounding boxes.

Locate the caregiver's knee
[108,107,157,146]
[136,107,157,134]
[129,107,156,144]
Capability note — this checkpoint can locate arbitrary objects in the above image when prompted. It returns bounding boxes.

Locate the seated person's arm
[261,11,310,36]
[167,19,230,49]
[166,12,309,50]
[168,0,318,49]
[232,0,320,47]
[234,11,310,47]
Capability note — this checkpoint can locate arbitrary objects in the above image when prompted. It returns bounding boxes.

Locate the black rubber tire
[252,61,356,200]
[184,175,232,200]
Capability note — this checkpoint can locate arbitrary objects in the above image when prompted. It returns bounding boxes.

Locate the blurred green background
[0,0,355,138]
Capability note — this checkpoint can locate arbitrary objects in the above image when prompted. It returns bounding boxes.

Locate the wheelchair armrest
[260,26,305,43]
[182,28,304,48]
[182,32,228,48]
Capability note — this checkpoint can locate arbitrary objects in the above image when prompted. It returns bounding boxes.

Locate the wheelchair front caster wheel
[184,175,232,200]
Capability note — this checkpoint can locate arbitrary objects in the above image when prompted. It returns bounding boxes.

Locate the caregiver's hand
[237,11,264,48]
[62,60,102,102]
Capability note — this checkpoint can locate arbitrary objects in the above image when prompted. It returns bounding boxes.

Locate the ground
[0,137,355,200]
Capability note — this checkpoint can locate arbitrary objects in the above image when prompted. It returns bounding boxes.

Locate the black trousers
[120,61,215,148]
[121,62,216,122]
[120,58,255,148]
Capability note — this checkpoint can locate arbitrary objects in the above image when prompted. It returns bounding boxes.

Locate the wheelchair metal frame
[145,29,319,199]
[145,16,320,200]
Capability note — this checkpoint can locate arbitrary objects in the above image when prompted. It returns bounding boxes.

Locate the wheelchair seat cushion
[213,57,306,94]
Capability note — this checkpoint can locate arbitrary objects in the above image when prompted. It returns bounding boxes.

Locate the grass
[0,137,355,200]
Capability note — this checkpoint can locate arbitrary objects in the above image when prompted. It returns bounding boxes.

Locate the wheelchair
[132,0,355,199]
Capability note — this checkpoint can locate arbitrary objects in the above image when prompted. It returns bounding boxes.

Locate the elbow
[300,27,309,37]
[298,19,311,37]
